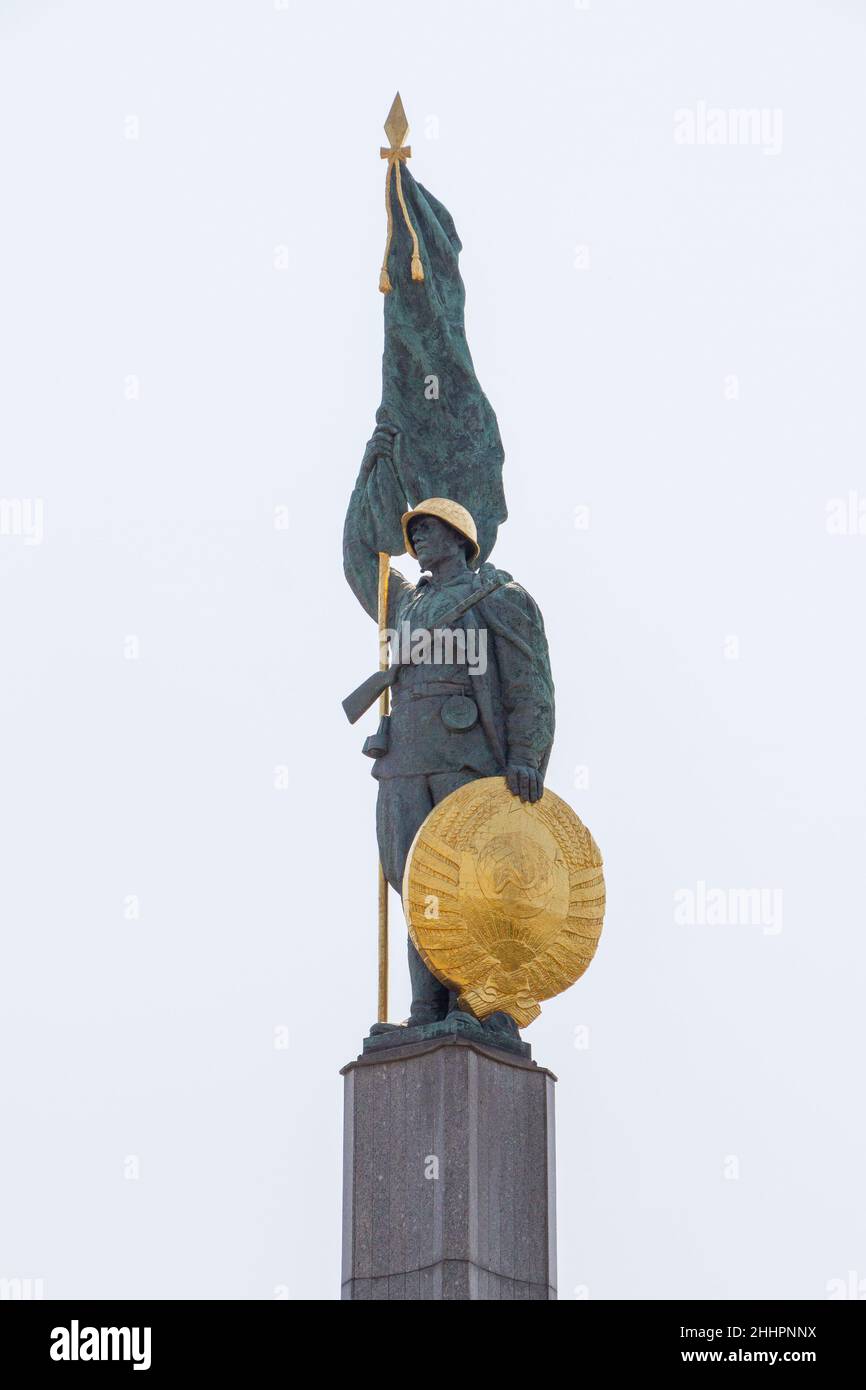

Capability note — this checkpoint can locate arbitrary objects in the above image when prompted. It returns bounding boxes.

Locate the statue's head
[401,498,480,569]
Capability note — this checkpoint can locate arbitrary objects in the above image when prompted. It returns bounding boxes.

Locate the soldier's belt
[400,683,480,732]
[404,679,473,699]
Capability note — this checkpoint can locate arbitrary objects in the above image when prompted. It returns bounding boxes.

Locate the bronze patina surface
[342,97,606,1041]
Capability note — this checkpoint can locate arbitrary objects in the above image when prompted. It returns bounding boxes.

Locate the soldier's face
[409,515,466,568]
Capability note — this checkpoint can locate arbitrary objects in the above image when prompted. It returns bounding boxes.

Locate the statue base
[362,1011,531,1060]
[340,1034,557,1300]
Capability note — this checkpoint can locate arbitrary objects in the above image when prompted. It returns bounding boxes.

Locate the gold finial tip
[384,91,409,149]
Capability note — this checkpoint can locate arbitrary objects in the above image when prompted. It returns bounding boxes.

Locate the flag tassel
[379,143,424,292]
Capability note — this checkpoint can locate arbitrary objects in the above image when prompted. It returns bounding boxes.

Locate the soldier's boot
[482,1010,521,1040]
[443,988,478,1028]
[407,936,449,1025]
[368,944,448,1036]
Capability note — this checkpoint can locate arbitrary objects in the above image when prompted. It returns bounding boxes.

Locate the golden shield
[402,776,605,1028]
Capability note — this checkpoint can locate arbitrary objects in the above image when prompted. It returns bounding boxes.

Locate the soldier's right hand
[361,423,397,476]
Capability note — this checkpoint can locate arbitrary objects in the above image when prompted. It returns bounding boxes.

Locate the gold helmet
[401,498,480,564]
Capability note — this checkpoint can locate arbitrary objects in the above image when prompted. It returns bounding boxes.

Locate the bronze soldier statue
[343,421,556,1037]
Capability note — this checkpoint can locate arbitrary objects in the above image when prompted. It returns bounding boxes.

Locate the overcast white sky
[1,0,864,1301]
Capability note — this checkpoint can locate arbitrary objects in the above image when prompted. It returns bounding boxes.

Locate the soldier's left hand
[361,423,398,476]
[505,764,544,803]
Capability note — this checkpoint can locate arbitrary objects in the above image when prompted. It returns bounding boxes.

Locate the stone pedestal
[341,1034,557,1300]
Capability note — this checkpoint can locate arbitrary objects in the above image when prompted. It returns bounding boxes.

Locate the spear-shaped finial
[383,91,409,150]
[379,92,424,294]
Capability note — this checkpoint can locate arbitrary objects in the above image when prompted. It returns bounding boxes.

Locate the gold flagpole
[374,93,420,1023]
[376,551,390,1022]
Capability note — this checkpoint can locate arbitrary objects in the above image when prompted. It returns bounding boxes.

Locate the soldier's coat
[344,472,555,782]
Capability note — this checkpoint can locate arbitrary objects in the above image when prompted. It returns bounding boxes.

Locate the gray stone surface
[341,1035,556,1300]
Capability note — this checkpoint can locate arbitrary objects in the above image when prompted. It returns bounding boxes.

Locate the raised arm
[343,423,414,624]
